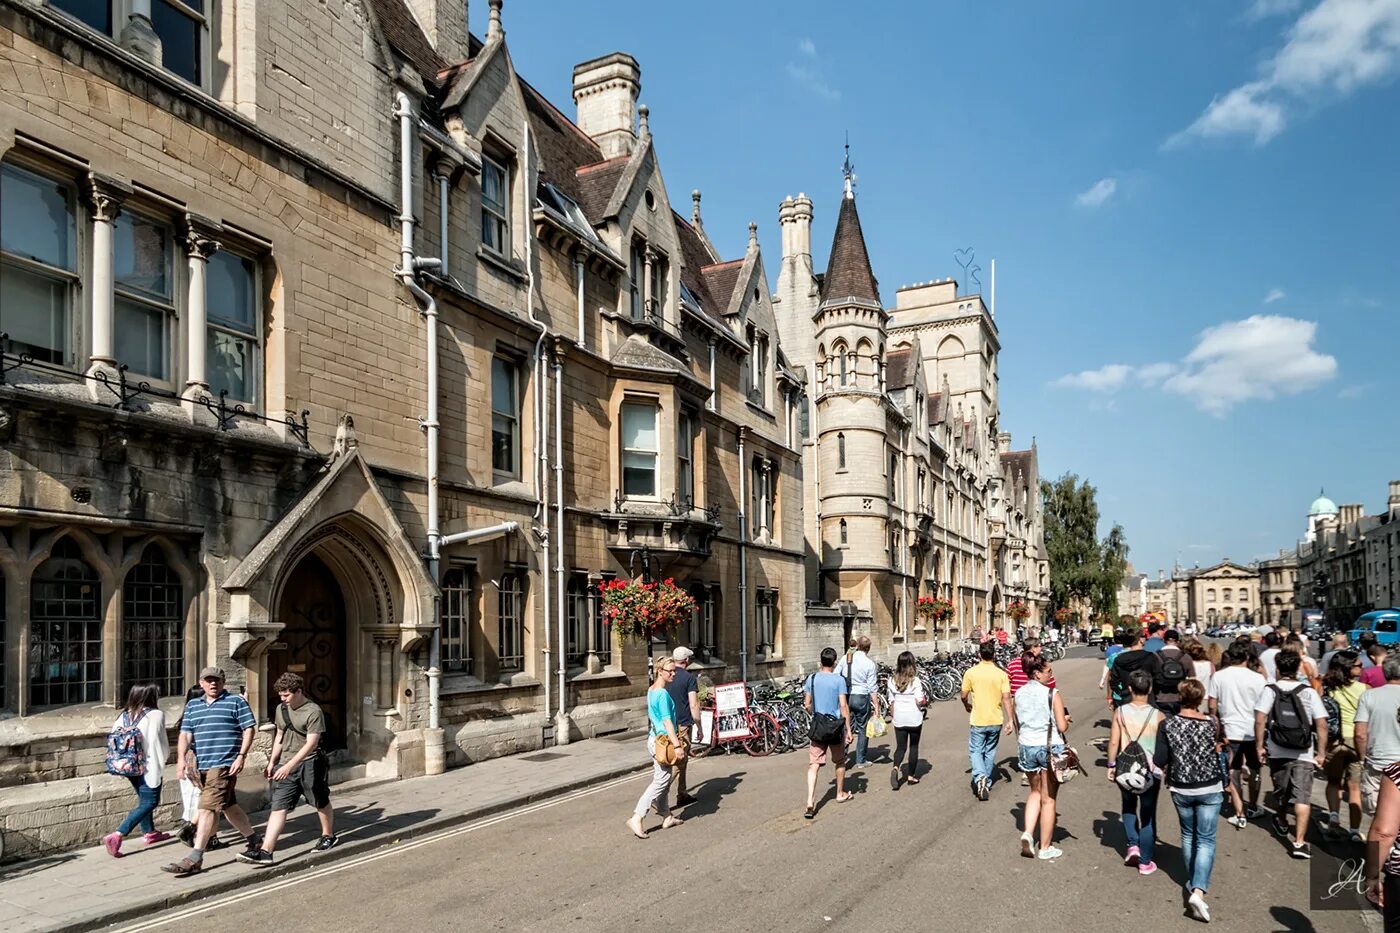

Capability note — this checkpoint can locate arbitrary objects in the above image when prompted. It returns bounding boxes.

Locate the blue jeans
[1121,783,1161,865]
[848,694,872,764]
[117,777,161,836]
[1173,791,1224,893]
[968,725,1001,785]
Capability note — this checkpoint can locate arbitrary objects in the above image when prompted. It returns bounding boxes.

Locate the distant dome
[1308,491,1339,517]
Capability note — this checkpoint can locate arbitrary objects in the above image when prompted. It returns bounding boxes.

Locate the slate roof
[367,0,452,82]
[700,260,743,314]
[520,80,604,207]
[821,195,880,307]
[885,346,915,389]
[927,391,946,426]
[573,158,629,225]
[1001,450,1034,489]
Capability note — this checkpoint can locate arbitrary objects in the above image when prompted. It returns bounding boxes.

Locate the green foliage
[1041,472,1131,621]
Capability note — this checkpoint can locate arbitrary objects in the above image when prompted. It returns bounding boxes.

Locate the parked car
[1350,609,1400,648]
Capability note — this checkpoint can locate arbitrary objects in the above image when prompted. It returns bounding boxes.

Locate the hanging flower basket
[916,596,954,624]
[1053,607,1076,626]
[1008,601,1030,622]
[599,577,696,643]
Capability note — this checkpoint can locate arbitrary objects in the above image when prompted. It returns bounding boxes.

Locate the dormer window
[481,154,509,255]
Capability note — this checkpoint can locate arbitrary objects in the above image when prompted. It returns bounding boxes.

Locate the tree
[1041,473,1130,621]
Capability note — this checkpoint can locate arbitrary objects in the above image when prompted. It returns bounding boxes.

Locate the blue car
[1350,609,1400,647]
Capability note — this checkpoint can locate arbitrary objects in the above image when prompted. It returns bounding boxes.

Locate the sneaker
[1138,861,1158,876]
[142,831,172,845]
[1020,832,1036,858]
[103,832,123,858]
[1227,815,1246,829]
[242,833,262,855]
[1350,829,1365,844]
[237,848,274,867]
[1124,845,1141,867]
[1187,891,1210,923]
[1037,845,1064,860]
[1271,813,1290,838]
[312,834,339,853]
[1290,842,1311,859]
[978,777,990,801]
[1244,805,1265,820]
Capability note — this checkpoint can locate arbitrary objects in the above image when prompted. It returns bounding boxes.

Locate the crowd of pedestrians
[99,667,339,877]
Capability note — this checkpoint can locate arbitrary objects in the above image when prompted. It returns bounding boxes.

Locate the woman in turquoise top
[628,656,686,839]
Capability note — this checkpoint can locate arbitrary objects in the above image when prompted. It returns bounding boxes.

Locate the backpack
[1266,684,1315,751]
[1114,708,1157,795]
[105,710,148,777]
[1156,649,1188,696]
[1110,652,1148,702]
[1321,692,1343,744]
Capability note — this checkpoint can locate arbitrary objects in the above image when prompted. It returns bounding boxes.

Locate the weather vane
[842,132,856,197]
[953,247,976,295]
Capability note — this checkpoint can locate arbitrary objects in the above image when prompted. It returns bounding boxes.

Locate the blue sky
[507,0,1400,577]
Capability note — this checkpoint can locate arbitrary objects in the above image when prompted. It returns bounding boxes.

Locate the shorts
[809,740,846,767]
[196,767,238,812]
[1324,741,1361,784]
[1226,740,1261,772]
[1018,743,1066,774]
[269,756,331,812]
[1269,757,1315,809]
[1363,764,1387,814]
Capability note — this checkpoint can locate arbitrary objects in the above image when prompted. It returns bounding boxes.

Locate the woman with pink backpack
[102,684,171,857]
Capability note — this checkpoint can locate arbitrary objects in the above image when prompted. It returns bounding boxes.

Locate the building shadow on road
[680,772,745,819]
[0,849,79,880]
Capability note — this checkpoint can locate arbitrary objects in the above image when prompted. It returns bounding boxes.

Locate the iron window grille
[122,546,183,698]
[440,567,472,675]
[498,572,524,674]
[29,538,102,709]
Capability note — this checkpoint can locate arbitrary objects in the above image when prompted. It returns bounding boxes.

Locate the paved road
[109,654,1370,933]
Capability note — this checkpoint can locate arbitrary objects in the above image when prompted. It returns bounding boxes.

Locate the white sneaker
[1020,832,1036,858]
[1187,891,1210,922]
[1037,846,1064,860]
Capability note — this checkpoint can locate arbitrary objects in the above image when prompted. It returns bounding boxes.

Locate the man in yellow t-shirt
[960,639,1014,801]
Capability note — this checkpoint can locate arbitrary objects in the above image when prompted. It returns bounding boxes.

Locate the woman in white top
[1015,654,1070,861]
[886,651,928,790]
[1184,638,1215,695]
[103,684,170,857]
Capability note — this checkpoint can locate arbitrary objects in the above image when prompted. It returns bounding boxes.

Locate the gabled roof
[701,260,744,314]
[574,157,629,225]
[611,335,706,389]
[366,0,452,82]
[927,391,946,426]
[885,347,915,389]
[821,195,880,308]
[1001,449,1034,489]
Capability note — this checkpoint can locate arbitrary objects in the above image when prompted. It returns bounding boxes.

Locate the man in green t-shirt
[236,672,337,866]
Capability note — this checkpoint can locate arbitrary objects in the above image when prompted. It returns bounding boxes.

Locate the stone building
[0,0,1045,858]
[1257,550,1299,628]
[1178,560,1260,628]
[1294,484,1400,630]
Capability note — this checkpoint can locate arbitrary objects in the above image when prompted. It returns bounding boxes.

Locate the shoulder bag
[1046,688,1084,783]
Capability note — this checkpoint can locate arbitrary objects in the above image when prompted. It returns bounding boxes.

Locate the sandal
[835,792,855,803]
[161,857,203,876]
[906,776,921,785]
[626,817,649,840]
[803,807,815,820]
[661,815,684,829]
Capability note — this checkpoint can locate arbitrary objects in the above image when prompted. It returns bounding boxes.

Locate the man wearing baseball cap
[162,667,259,876]
[666,646,702,808]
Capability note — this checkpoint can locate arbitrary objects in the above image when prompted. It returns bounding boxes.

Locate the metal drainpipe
[437,170,450,276]
[553,345,570,742]
[738,426,748,683]
[395,92,445,772]
[574,255,586,349]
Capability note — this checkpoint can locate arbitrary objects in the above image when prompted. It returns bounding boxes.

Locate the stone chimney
[778,196,796,257]
[791,192,813,259]
[572,52,641,159]
[405,0,470,65]
[998,431,1013,454]
[1340,503,1364,527]
[1390,480,1400,519]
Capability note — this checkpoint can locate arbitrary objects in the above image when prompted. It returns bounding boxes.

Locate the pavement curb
[51,759,651,933]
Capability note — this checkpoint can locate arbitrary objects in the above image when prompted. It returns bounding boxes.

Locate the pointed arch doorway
[267,553,348,751]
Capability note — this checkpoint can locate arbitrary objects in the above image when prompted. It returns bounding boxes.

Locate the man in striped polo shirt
[1006,637,1057,696]
[162,667,258,877]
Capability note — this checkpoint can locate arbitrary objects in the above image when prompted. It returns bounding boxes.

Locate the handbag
[806,673,847,745]
[653,732,678,767]
[1046,688,1084,783]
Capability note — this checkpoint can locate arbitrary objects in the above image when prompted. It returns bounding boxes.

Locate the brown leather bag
[653,733,678,767]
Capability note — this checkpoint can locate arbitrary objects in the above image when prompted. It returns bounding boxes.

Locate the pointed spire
[821,183,880,307]
[638,103,650,138]
[691,189,703,228]
[748,221,758,251]
[842,134,856,199]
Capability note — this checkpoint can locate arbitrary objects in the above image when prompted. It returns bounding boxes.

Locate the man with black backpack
[1153,629,1189,715]
[237,672,337,866]
[1253,650,1328,859]
[1108,631,1161,710]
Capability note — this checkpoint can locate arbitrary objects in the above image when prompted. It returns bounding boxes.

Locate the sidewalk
[0,734,651,933]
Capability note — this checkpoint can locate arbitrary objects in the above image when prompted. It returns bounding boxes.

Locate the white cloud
[785,63,840,102]
[1052,364,1132,392]
[1338,383,1367,398]
[1075,177,1118,208]
[1171,0,1400,146]
[798,37,816,57]
[1264,287,1287,303]
[1051,314,1337,415]
[1162,315,1337,415]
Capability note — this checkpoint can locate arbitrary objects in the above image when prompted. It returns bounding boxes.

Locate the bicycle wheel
[931,672,960,701]
[786,707,812,747]
[743,711,780,757]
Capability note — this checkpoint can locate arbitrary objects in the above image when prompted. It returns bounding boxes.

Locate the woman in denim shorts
[1015,653,1069,861]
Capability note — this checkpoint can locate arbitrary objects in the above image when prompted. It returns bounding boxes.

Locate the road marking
[107,771,646,931]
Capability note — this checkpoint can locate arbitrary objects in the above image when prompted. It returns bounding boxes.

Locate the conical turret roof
[820,194,880,308]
